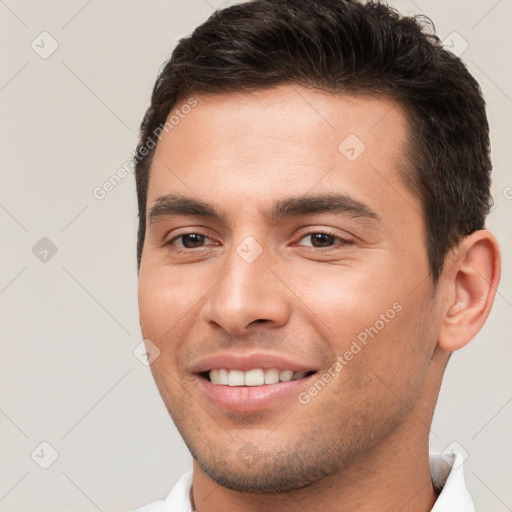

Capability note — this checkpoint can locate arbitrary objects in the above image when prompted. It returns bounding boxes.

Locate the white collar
[134,452,474,512]
[430,452,475,512]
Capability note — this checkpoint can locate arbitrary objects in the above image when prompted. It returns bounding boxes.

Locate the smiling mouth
[203,368,317,386]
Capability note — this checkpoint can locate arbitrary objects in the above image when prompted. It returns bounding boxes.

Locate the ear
[438,230,501,352]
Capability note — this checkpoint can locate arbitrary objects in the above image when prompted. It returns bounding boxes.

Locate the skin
[138,84,500,512]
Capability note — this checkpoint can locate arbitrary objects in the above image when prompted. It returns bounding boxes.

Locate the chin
[188,440,347,494]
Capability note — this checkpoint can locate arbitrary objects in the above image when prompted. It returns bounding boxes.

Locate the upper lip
[191,351,319,373]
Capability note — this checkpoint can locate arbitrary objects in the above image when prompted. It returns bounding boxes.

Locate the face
[138,85,441,492]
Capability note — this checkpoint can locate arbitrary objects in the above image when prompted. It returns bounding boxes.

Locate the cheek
[285,263,396,343]
[138,275,167,340]
[138,269,195,400]
[138,265,198,339]
[355,293,437,410]
[290,262,435,395]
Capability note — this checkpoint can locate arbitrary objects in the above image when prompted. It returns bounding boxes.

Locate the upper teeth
[209,368,307,386]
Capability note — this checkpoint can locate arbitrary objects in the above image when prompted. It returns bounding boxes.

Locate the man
[132,0,501,510]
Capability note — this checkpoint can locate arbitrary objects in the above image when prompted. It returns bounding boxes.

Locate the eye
[167,232,214,249]
[297,231,352,249]
[165,230,352,252]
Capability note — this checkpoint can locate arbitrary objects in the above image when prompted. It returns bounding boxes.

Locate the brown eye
[298,231,350,249]
[169,233,212,249]
[308,233,336,247]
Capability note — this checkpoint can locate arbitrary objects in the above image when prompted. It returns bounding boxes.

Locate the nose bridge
[203,235,290,334]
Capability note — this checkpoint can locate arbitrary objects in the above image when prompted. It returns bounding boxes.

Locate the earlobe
[438,230,501,352]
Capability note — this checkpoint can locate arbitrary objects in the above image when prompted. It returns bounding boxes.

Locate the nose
[200,242,292,336]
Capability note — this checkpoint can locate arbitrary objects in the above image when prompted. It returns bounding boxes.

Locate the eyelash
[166,230,353,252]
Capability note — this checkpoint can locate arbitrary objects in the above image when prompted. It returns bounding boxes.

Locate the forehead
[147,85,419,227]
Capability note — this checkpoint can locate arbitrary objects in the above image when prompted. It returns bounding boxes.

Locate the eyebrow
[148,192,379,224]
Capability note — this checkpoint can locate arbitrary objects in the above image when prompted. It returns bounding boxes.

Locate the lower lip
[196,374,315,413]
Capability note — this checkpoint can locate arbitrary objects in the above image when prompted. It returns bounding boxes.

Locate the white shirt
[133,452,474,512]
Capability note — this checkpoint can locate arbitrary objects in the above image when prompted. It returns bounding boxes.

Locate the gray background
[0,0,510,511]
